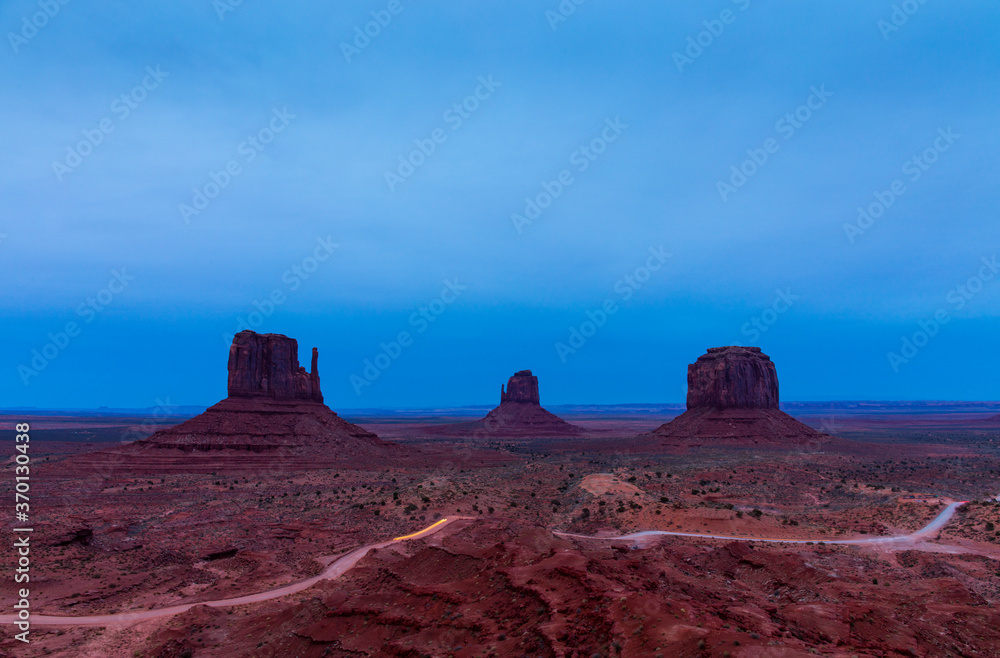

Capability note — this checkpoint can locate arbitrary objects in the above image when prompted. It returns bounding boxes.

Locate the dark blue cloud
[1,0,998,407]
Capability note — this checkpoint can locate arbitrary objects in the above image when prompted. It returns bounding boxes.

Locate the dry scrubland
[4,412,1000,657]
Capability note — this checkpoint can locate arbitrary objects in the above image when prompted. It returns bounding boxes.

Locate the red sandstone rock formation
[227,331,323,402]
[648,346,828,447]
[482,370,584,436]
[500,370,540,405]
[686,346,778,410]
[102,331,407,471]
[430,370,583,437]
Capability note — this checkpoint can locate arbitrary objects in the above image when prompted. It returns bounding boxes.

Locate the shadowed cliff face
[500,370,540,405]
[227,330,323,403]
[686,346,779,410]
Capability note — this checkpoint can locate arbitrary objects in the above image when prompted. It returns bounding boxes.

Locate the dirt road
[0,503,972,628]
[0,517,463,627]
[555,501,968,545]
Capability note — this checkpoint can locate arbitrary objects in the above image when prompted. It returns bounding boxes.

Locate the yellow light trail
[393,518,448,541]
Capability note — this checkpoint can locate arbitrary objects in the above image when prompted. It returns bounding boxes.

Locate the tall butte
[226,331,324,403]
[477,370,583,436]
[646,346,827,447]
[109,331,400,471]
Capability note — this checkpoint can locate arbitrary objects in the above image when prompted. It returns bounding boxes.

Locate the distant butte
[432,370,584,438]
[500,370,541,405]
[645,346,830,448]
[91,331,405,471]
[481,370,584,436]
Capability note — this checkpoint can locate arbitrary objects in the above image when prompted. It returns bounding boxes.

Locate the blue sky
[2,1,999,409]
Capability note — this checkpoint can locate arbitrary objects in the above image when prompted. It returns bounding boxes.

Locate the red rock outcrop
[686,346,778,410]
[429,370,584,437]
[97,331,409,471]
[500,370,540,405]
[647,346,829,448]
[227,331,323,402]
[480,370,584,436]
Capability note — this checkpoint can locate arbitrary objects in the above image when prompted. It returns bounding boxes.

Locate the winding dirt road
[555,501,968,546]
[1,503,970,627]
[1,517,465,628]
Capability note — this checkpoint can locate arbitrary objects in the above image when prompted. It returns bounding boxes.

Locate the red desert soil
[4,409,1000,657]
[12,515,1000,658]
